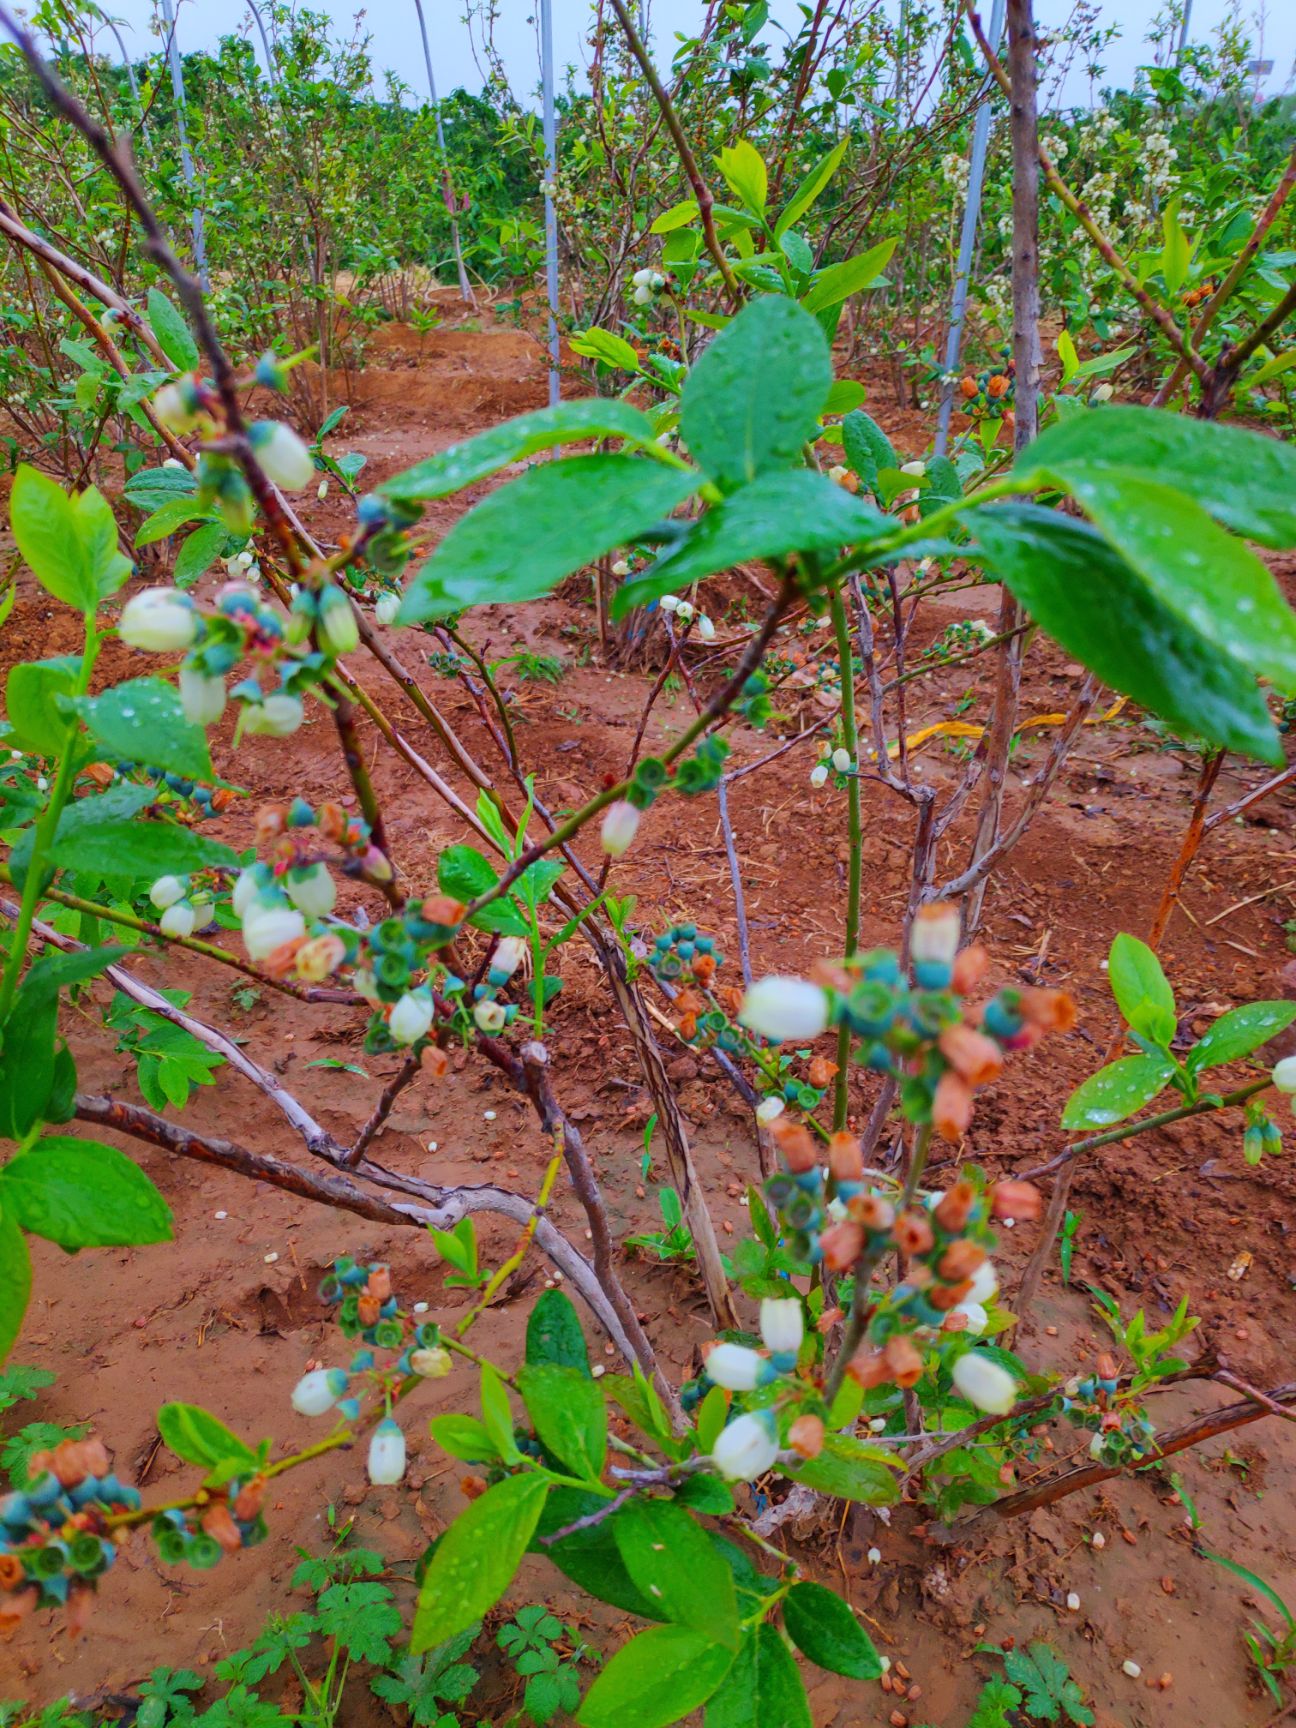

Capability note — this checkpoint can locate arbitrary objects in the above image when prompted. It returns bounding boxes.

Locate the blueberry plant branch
[961,0,1038,940]
[828,584,863,1130]
[967,3,1212,389]
[990,1380,1296,1518]
[1013,1075,1275,1183]
[1017,745,1223,1319]
[605,0,744,309]
[0,880,361,1006]
[71,1089,648,1367]
[461,575,797,926]
[1151,141,1296,409]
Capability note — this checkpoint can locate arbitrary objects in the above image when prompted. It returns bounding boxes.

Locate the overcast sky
[72,0,1296,109]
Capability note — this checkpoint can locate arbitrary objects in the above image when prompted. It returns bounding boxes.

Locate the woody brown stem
[990,1381,1296,1518]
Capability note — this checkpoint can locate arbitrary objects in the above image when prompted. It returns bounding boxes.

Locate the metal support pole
[157,0,208,290]
[245,0,279,87]
[933,0,1007,458]
[101,17,147,138]
[1175,0,1194,65]
[540,0,561,406]
[412,0,474,304]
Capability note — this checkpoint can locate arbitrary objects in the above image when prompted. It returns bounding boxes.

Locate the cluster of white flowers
[1143,130,1179,198]
[659,593,715,638]
[148,873,208,940]
[1079,170,1117,230]
[630,266,667,307]
[1042,133,1069,162]
[708,1300,806,1480]
[223,547,260,584]
[940,152,970,198]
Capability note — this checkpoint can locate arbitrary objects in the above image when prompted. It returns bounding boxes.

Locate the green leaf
[157,1401,257,1470]
[1054,470,1296,694]
[675,1473,735,1515]
[78,677,215,781]
[518,1363,607,1480]
[0,1135,172,1249]
[1021,407,1296,549]
[1188,1001,1296,1072]
[570,327,643,370]
[1160,199,1193,295]
[173,521,229,588]
[147,288,200,372]
[705,1625,811,1728]
[841,410,896,489]
[821,378,867,417]
[717,140,768,215]
[679,297,832,493]
[20,943,128,1005]
[47,817,236,879]
[533,1488,662,1617]
[138,506,210,563]
[695,1384,729,1455]
[11,465,93,611]
[651,199,699,234]
[1003,1642,1094,1726]
[437,844,498,904]
[316,1580,402,1664]
[0,987,58,1138]
[614,470,889,615]
[412,1472,550,1651]
[5,656,80,756]
[1108,933,1176,1044]
[782,1581,881,1678]
[1060,1054,1176,1131]
[578,1625,735,1728]
[968,1677,1024,1728]
[613,1498,739,1649]
[970,505,1281,764]
[72,486,132,598]
[1058,329,1080,384]
[775,139,848,238]
[526,1287,591,1373]
[0,1205,32,1362]
[381,400,663,503]
[477,1361,522,1460]
[399,456,696,623]
[800,239,895,314]
[12,782,157,892]
[428,1413,500,1464]
[787,1433,902,1504]
[124,465,200,512]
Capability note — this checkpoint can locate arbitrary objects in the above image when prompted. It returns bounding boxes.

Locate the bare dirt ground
[3,292,1296,1727]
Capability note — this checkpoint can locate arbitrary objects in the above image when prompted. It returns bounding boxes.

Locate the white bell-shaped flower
[759,1298,803,1356]
[705,1343,770,1392]
[367,1418,407,1485]
[285,863,336,918]
[119,588,197,652]
[159,900,198,940]
[739,977,829,1043]
[389,988,434,1046]
[952,1351,1017,1415]
[711,1411,780,1481]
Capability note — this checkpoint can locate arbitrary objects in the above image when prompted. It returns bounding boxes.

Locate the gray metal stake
[245,0,279,87]
[412,0,475,303]
[933,0,1007,458]
[101,16,147,138]
[540,0,561,405]
[157,0,208,290]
